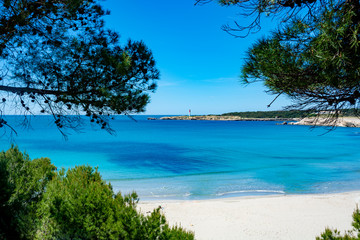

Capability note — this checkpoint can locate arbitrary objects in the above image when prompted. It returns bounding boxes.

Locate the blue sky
[101,0,292,115]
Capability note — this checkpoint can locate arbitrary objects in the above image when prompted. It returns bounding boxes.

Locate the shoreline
[289,117,360,128]
[153,115,360,128]
[138,191,360,240]
[156,115,296,121]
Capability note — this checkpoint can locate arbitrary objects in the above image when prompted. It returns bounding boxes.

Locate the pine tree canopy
[195,0,326,37]
[241,0,360,114]
[0,0,159,135]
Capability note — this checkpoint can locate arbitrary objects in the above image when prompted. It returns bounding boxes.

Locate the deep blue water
[1,115,360,200]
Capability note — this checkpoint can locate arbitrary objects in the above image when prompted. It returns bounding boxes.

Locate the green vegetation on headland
[158,109,360,121]
[222,109,360,119]
[0,146,194,240]
[158,110,307,121]
[221,110,311,119]
[159,115,294,121]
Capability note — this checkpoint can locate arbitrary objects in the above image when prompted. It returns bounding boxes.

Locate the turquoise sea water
[1,115,360,200]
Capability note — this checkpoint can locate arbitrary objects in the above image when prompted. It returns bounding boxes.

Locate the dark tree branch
[0,1,159,137]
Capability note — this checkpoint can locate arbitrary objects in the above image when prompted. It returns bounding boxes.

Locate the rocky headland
[157,115,296,121]
[150,115,360,128]
[288,117,360,128]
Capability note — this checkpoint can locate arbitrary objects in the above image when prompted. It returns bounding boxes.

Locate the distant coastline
[155,115,296,122]
[149,115,360,128]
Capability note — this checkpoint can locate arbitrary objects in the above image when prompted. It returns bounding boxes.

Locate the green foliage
[195,0,325,36]
[35,165,194,240]
[0,0,159,135]
[317,207,360,240]
[340,109,360,117]
[0,146,194,240]
[352,208,360,236]
[199,0,360,118]
[222,110,312,118]
[35,165,194,239]
[241,1,360,114]
[0,146,56,239]
[141,208,194,240]
[222,109,359,118]
[37,166,116,239]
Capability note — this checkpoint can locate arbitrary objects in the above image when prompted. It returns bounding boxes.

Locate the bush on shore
[317,207,360,240]
[0,146,194,240]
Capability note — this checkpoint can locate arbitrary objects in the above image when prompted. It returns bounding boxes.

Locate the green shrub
[0,146,194,240]
[35,165,194,240]
[317,207,360,240]
[0,146,56,239]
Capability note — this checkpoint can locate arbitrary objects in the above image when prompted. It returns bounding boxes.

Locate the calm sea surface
[1,115,360,200]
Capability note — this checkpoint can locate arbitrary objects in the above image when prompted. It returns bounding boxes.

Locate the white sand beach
[138,191,360,240]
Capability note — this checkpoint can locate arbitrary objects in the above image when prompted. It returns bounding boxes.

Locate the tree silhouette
[196,0,360,123]
[0,0,159,136]
[195,0,325,37]
[241,1,360,117]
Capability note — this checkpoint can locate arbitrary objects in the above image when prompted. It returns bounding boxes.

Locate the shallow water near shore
[1,115,360,200]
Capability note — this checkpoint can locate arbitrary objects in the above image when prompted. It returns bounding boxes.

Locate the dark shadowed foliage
[0,146,56,239]
[241,1,360,120]
[0,146,194,240]
[0,0,159,136]
[195,0,328,37]
[197,0,360,123]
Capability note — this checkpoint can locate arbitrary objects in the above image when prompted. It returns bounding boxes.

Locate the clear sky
[100,0,293,115]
